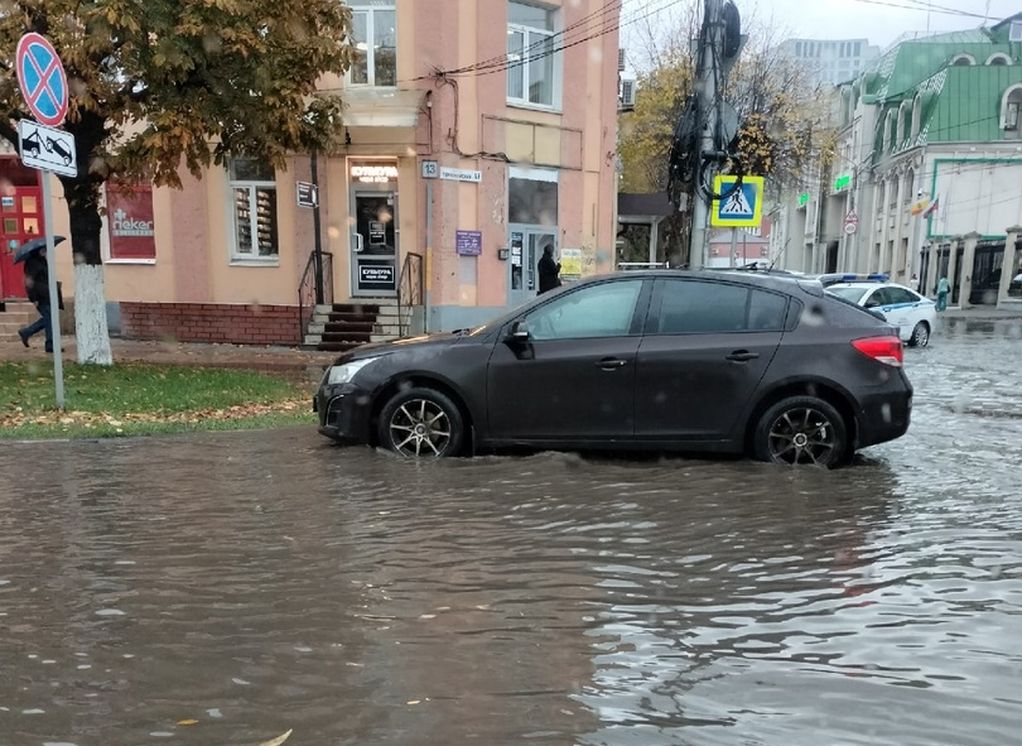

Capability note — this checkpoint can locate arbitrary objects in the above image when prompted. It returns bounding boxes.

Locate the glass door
[351,191,398,297]
[508,225,557,309]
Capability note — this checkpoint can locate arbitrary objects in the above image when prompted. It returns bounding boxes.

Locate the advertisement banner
[107,183,155,259]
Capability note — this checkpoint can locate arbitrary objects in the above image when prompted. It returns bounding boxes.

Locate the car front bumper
[314,383,374,443]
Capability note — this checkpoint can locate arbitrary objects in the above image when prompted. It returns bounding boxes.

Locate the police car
[825,277,937,347]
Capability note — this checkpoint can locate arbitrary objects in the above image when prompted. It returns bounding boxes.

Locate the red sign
[16,33,68,127]
[107,183,156,260]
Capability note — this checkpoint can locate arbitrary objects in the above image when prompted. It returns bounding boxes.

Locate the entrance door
[351,191,398,297]
[508,225,556,309]
[0,187,43,299]
[969,243,1004,305]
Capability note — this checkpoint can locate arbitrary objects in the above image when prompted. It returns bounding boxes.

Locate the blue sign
[456,229,482,256]
[711,175,765,228]
[16,33,68,127]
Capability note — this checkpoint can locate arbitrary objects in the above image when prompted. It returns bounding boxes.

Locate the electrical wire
[846,0,997,21]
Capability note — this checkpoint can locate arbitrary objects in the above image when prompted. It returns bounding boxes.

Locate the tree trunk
[62,177,113,366]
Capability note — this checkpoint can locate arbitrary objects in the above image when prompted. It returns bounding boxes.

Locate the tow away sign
[19,120,77,178]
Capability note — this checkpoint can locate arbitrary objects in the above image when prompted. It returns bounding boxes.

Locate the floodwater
[1,320,1021,745]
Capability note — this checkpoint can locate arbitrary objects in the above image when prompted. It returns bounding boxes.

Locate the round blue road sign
[16,32,69,127]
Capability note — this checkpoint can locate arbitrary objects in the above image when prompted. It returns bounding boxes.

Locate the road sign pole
[41,174,64,409]
[310,151,324,305]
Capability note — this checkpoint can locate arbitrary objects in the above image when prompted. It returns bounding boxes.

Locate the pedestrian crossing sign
[711,175,764,227]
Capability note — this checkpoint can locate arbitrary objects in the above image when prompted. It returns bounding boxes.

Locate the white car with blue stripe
[826,281,937,347]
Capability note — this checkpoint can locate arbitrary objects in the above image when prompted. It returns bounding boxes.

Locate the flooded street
[2,321,1022,745]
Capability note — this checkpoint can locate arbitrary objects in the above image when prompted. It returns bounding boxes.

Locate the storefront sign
[107,183,155,259]
[440,167,482,184]
[834,173,852,192]
[560,248,583,277]
[369,220,386,246]
[350,162,399,184]
[357,261,396,292]
[456,230,482,256]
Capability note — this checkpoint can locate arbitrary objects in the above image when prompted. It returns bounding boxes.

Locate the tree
[0,1,353,364]
[619,13,835,262]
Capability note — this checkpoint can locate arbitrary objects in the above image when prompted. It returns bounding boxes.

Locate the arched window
[896,100,911,148]
[986,53,1011,66]
[878,180,887,216]
[883,109,895,152]
[903,168,915,208]
[951,53,976,66]
[1002,84,1022,135]
[911,92,923,140]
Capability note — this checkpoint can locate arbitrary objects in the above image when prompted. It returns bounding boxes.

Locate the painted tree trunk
[63,177,113,366]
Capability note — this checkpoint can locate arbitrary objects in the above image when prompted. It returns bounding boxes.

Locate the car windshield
[828,286,869,304]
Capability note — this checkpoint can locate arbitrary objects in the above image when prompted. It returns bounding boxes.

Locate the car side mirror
[865,299,881,308]
[508,320,531,342]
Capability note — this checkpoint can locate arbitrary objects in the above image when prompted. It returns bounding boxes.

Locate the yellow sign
[711,175,764,228]
[560,248,583,276]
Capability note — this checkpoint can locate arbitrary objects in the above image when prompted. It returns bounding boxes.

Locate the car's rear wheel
[908,321,930,348]
[753,396,847,467]
[377,387,464,458]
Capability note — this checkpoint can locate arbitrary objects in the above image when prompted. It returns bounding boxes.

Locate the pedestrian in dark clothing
[537,244,561,294]
[17,248,56,352]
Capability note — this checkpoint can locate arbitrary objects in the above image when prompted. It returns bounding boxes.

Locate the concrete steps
[0,301,35,339]
[307,299,414,353]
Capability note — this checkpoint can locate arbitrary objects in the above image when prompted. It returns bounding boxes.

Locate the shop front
[348,160,400,298]
[507,167,558,307]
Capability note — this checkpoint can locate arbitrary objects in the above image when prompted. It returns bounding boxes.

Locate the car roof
[585,268,822,294]
[828,281,916,291]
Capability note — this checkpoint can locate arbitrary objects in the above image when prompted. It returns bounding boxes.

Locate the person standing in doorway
[538,243,561,294]
[17,248,55,352]
[936,275,950,312]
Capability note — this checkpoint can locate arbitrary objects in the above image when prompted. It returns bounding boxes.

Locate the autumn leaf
[256,730,293,746]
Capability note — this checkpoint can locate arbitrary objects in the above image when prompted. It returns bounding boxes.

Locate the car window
[885,287,918,305]
[651,280,786,334]
[656,280,747,333]
[748,289,789,331]
[525,280,643,340]
[828,286,869,304]
[864,287,889,307]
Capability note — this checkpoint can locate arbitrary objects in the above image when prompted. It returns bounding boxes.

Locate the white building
[778,38,881,87]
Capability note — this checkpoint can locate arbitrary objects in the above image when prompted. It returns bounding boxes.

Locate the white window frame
[228,159,279,265]
[506,2,561,111]
[950,53,976,66]
[1001,84,1022,131]
[986,52,1011,66]
[347,3,397,88]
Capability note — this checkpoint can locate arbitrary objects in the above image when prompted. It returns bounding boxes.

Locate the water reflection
[1,327,1021,745]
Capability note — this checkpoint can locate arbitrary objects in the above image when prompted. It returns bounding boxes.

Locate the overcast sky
[623,0,1021,60]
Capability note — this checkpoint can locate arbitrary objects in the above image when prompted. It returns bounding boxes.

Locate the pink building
[0,1,621,350]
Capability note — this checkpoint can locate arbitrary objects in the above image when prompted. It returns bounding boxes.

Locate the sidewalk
[941,307,1022,321]
[0,337,339,380]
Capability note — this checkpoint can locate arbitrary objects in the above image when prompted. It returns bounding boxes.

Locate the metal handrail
[397,252,424,337]
[298,250,333,346]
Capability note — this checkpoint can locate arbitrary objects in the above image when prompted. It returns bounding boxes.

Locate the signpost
[16,32,73,409]
[296,180,318,208]
[843,210,859,236]
[711,175,764,228]
[440,167,482,184]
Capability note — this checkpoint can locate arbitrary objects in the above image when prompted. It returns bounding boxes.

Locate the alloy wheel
[767,407,837,466]
[912,323,929,347]
[388,399,452,457]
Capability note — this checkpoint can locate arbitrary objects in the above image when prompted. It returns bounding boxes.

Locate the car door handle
[725,350,759,362]
[596,357,629,370]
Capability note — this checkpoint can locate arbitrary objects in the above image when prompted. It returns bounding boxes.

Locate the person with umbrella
[14,236,64,353]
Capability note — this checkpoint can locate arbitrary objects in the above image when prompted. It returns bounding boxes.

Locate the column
[945,236,961,306]
[959,231,981,309]
[924,243,938,298]
[998,226,1022,306]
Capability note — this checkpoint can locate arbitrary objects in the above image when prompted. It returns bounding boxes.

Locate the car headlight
[326,357,380,386]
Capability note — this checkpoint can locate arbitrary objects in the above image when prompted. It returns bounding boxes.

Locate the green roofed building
[773,15,1022,309]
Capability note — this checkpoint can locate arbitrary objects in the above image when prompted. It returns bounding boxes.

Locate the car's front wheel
[377,387,464,458]
[908,321,930,348]
[753,396,848,467]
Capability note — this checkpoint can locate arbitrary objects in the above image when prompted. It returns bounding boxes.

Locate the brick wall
[120,302,301,346]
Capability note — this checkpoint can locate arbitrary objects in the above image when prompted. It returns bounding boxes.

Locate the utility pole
[688,0,724,270]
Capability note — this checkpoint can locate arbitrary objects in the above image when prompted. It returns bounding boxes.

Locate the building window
[229,159,278,260]
[1011,21,1022,42]
[349,2,397,87]
[1002,85,1022,133]
[507,1,557,108]
[950,53,976,66]
[986,53,1011,66]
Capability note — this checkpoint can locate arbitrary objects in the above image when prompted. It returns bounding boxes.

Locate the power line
[846,0,996,20]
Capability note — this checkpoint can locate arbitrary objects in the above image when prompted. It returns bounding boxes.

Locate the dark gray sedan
[315,270,912,467]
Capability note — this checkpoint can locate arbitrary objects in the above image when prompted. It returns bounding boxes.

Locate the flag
[910,196,930,216]
[923,196,939,218]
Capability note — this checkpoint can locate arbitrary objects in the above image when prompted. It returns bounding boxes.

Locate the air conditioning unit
[618,48,626,72]
[619,78,636,109]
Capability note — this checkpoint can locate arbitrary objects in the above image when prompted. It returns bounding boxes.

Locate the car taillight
[852,336,904,367]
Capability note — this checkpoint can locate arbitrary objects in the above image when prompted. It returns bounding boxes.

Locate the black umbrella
[13,235,66,264]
